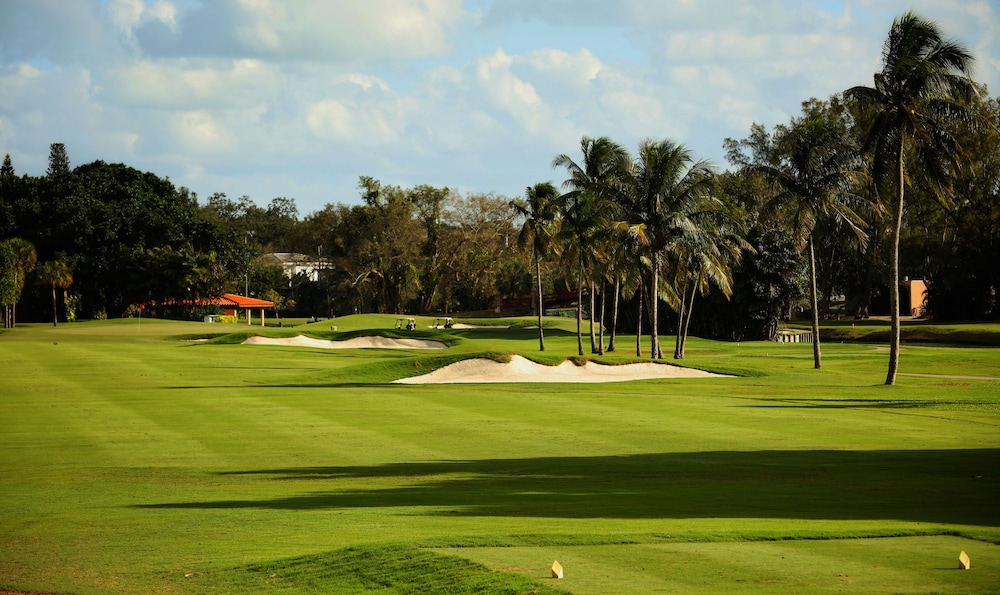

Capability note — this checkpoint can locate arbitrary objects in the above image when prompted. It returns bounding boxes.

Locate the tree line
[2,12,998,385]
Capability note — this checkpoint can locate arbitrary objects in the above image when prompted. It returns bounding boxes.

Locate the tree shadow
[736,398,960,409]
[134,449,1000,526]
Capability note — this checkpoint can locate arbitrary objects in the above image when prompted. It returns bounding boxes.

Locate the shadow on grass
[134,449,1000,526]
[737,398,966,409]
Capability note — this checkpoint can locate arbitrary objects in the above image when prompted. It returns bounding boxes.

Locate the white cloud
[523,48,602,87]
[475,49,543,113]
[100,58,282,110]
[305,87,401,146]
[132,0,474,63]
[107,0,145,35]
[175,110,232,152]
[306,99,354,140]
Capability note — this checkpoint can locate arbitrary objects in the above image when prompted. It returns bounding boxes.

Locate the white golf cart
[395,317,416,330]
[431,317,454,329]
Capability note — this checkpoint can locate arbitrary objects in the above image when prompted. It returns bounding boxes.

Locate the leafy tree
[411,185,452,313]
[696,226,805,341]
[511,182,560,351]
[0,238,37,328]
[919,92,1000,318]
[352,176,423,314]
[846,11,977,384]
[0,154,17,238]
[444,192,520,313]
[0,243,17,327]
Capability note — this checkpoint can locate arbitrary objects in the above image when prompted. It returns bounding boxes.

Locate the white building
[259,253,326,282]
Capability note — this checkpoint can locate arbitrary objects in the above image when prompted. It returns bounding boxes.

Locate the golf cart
[395,317,416,330]
[431,317,454,329]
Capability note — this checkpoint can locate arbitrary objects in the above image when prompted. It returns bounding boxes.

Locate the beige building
[903,278,928,317]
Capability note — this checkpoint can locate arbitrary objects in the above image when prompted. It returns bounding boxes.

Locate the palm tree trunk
[674,282,688,359]
[608,276,619,352]
[650,252,661,359]
[576,255,584,357]
[680,280,697,359]
[589,281,598,353]
[674,284,685,359]
[808,234,822,369]
[886,133,905,385]
[597,280,605,355]
[635,279,643,357]
[51,285,58,326]
[535,254,545,352]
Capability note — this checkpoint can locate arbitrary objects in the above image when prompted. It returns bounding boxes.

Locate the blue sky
[2,0,998,215]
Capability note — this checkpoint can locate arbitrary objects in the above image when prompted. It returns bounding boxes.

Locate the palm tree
[671,199,749,359]
[0,238,36,328]
[37,259,74,326]
[624,139,715,359]
[846,11,976,385]
[752,109,866,369]
[511,182,561,351]
[553,136,629,356]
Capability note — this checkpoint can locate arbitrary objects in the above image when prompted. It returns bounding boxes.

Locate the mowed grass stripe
[442,536,1000,593]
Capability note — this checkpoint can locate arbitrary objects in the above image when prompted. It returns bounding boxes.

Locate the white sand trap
[243,335,447,350]
[394,355,731,384]
[451,323,509,329]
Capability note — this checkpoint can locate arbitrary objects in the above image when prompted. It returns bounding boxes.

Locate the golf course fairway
[1,315,998,593]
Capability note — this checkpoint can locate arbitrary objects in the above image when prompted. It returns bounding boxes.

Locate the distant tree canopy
[1,13,996,340]
[2,155,235,321]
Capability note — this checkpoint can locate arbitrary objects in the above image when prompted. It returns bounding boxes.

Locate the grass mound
[191,544,568,594]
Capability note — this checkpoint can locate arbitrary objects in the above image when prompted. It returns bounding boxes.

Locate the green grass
[788,318,1000,346]
[1,316,999,593]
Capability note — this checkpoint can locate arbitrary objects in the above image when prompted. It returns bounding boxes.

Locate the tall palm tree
[846,11,976,385]
[511,182,561,351]
[553,136,629,356]
[624,139,715,360]
[753,110,866,369]
[37,259,73,326]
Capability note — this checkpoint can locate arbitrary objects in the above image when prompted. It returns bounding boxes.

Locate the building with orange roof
[219,293,274,326]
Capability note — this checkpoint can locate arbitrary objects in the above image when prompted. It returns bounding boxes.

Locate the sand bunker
[243,335,447,350]
[394,355,730,384]
[451,323,509,329]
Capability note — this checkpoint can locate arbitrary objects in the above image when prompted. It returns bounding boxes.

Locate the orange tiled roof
[220,293,274,308]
